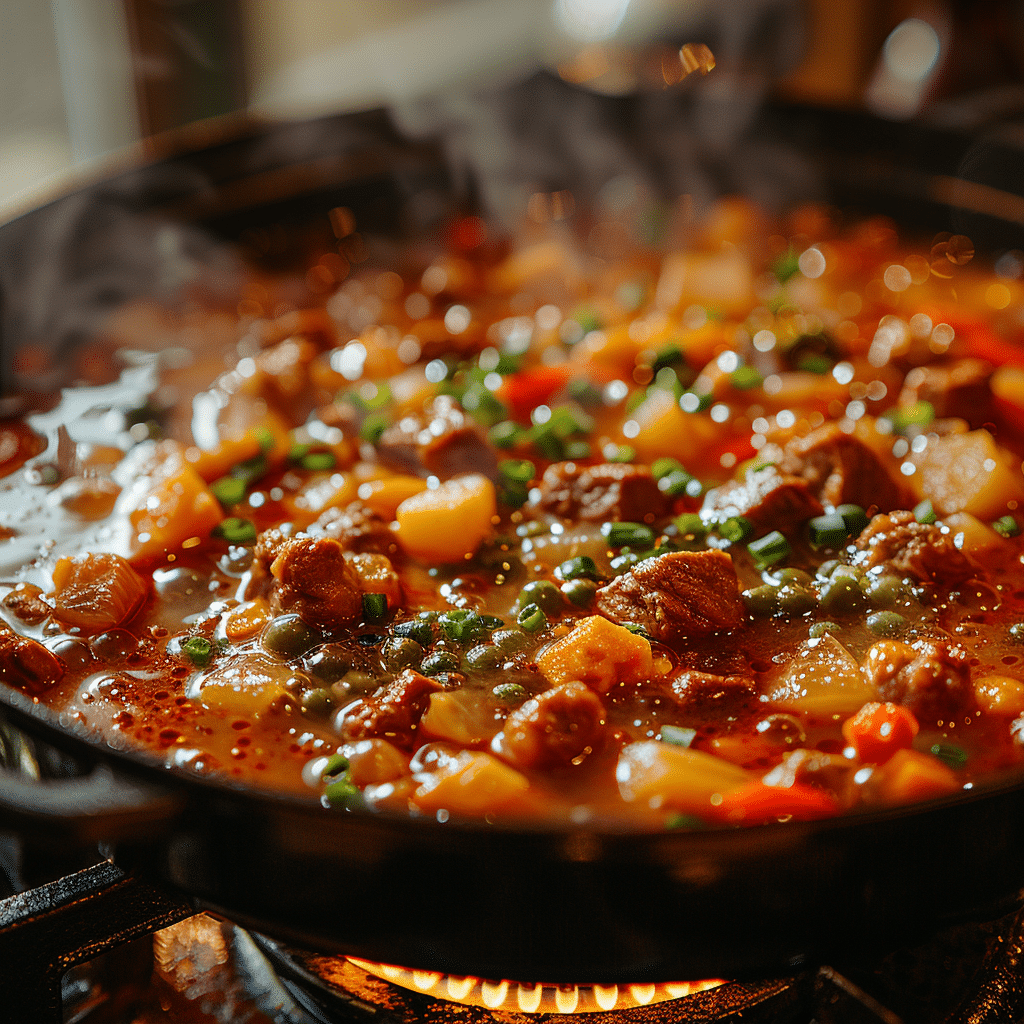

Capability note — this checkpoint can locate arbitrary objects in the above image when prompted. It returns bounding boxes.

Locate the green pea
[776,585,816,615]
[819,574,864,612]
[743,585,780,616]
[304,644,353,682]
[464,644,502,670]
[562,578,598,607]
[863,574,914,608]
[330,671,378,701]
[421,650,460,676]
[493,682,528,704]
[301,688,334,716]
[382,636,425,671]
[392,619,433,646]
[765,567,814,588]
[809,621,840,638]
[262,614,318,658]
[492,629,533,654]
[866,610,906,636]
[439,609,489,644]
[518,580,565,615]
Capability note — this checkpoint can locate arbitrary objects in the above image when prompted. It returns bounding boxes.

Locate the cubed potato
[394,474,496,563]
[537,615,653,693]
[412,750,530,815]
[766,634,878,717]
[616,740,751,811]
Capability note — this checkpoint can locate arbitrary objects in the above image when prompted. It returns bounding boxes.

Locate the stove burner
[345,957,725,1012]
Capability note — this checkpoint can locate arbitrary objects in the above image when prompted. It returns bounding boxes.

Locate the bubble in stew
[5,199,1024,829]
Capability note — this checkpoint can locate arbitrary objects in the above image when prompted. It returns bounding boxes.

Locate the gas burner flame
[346,957,725,1013]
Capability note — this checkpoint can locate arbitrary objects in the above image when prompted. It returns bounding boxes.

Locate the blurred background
[4,0,1024,215]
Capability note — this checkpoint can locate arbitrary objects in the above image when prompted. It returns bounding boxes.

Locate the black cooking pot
[3,79,1024,987]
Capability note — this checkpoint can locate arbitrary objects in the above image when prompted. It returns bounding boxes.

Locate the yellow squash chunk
[223,599,271,641]
[129,444,223,561]
[357,475,428,519]
[538,615,653,694]
[625,388,721,466]
[419,691,501,746]
[766,634,878,717]
[412,750,530,815]
[393,474,496,563]
[868,748,960,805]
[910,429,1024,519]
[974,673,1024,717]
[942,512,1005,557]
[616,740,751,811]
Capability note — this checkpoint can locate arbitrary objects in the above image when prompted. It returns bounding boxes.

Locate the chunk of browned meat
[310,501,396,554]
[500,682,606,769]
[535,462,669,522]
[853,510,975,583]
[269,536,364,628]
[376,396,497,479]
[0,630,64,693]
[596,550,745,642]
[777,423,914,512]
[1,584,51,624]
[899,358,995,429]
[701,465,823,532]
[669,670,756,720]
[338,669,442,748]
[864,639,971,720]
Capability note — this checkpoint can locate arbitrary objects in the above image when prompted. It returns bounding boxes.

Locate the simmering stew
[4,200,1024,828]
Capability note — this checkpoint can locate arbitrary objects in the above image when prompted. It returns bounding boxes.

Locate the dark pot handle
[0,763,184,844]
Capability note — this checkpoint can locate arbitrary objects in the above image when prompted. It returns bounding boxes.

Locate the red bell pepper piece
[496,365,575,419]
[841,701,919,765]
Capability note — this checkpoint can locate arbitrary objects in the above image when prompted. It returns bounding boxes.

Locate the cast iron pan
[3,79,1024,983]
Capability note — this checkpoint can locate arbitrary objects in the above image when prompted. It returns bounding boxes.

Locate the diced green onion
[773,248,800,283]
[660,724,696,748]
[572,306,603,334]
[288,441,311,462]
[439,609,489,643]
[808,512,848,549]
[718,516,753,544]
[651,457,683,480]
[836,504,869,535]
[729,366,763,390]
[622,623,650,637]
[211,476,246,506]
[499,459,536,485]
[563,440,592,460]
[601,522,656,548]
[993,515,1021,538]
[231,454,268,486]
[557,555,600,580]
[300,451,336,472]
[665,813,708,831]
[914,499,937,525]
[255,425,275,453]
[212,517,257,544]
[360,412,390,444]
[890,400,935,433]
[517,603,547,632]
[930,742,968,770]
[679,390,714,413]
[797,354,832,375]
[361,593,388,622]
[605,444,636,463]
[322,753,349,778]
[673,512,707,537]
[568,379,603,407]
[480,614,505,630]
[658,468,696,497]
[493,682,528,704]
[651,343,685,373]
[488,421,524,449]
[748,530,791,567]
[182,636,213,667]
[562,578,597,607]
[461,386,507,427]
